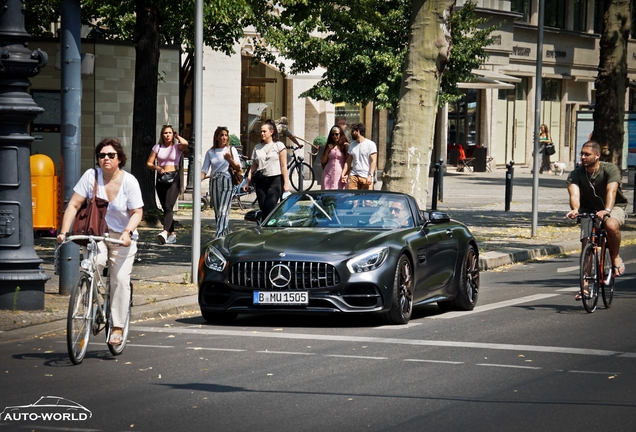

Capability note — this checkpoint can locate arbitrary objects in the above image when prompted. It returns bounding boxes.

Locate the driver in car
[369,198,412,228]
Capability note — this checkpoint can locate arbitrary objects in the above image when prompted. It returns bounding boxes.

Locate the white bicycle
[56,235,132,365]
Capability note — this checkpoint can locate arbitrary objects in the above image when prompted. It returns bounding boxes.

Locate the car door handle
[445,229,453,237]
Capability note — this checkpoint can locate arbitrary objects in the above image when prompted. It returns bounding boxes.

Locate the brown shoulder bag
[71,169,109,245]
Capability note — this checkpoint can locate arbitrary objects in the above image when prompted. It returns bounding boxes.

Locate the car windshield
[264,193,414,229]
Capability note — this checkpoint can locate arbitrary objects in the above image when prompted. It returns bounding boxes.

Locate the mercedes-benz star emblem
[269,264,292,288]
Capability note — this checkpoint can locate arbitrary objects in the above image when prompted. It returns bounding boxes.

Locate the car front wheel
[384,254,413,325]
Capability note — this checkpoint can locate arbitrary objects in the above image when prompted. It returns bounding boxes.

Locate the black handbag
[157,170,178,184]
[544,143,556,156]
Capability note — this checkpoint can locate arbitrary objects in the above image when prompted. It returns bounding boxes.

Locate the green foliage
[230,134,241,147]
[313,135,327,147]
[439,1,499,106]
[25,0,252,55]
[252,0,497,111]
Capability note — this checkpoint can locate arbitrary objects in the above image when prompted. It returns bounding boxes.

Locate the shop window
[544,0,566,28]
[240,56,283,155]
[541,79,561,102]
[335,102,363,142]
[572,0,587,32]
[448,89,478,147]
[510,0,530,22]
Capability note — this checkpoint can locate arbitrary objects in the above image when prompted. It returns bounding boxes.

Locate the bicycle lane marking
[130,325,635,358]
[433,294,559,319]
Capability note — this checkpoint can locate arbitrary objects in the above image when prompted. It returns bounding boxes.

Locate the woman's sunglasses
[98,152,118,159]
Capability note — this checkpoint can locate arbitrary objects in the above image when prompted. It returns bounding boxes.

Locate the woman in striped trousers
[201,127,241,238]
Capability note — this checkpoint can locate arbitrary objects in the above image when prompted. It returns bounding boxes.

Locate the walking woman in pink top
[321,125,349,190]
[146,125,189,244]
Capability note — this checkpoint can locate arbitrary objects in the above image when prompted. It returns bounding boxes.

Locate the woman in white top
[245,119,291,216]
[201,127,241,238]
[56,138,144,346]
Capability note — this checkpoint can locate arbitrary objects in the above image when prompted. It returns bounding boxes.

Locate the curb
[479,240,582,270]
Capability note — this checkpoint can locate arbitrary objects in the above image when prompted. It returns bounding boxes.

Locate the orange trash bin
[30,154,59,230]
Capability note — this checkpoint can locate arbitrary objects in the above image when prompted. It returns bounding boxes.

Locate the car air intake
[229,261,340,290]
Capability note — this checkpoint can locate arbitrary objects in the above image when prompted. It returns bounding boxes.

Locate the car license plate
[253,291,309,305]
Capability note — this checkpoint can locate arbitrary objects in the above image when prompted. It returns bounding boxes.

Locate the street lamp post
[0,0,50,309]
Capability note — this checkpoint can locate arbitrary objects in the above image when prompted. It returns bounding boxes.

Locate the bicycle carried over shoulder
[577,213,615,313]
[56,235,132,364]
[286,144,317,191]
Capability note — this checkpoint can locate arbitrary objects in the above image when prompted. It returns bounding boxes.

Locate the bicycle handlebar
[61,235,125,246]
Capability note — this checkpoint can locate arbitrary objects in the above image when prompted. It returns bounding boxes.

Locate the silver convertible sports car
[198,190,479,325]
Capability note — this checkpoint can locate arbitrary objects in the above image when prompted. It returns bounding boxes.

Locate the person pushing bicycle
[565,140,628,297]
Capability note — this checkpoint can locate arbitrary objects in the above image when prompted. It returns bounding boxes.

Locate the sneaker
[157,231,167,244]
[166,234,177,244]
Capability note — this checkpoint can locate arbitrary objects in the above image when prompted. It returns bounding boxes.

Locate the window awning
[471,69,522,83]
[458,76,515,89]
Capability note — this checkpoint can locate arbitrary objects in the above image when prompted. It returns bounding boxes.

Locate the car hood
[221,227,399,259]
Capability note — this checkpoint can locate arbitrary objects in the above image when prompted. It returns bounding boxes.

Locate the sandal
[613,260,626,277]
[575,291,588,301]
[109,329,123,346]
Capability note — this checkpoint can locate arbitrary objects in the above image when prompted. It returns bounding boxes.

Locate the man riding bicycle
[565,140,628,299]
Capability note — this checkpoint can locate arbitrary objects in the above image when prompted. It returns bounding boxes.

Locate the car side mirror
[423,211,450,228]
[244,209,262,224]
[428,211,450,224]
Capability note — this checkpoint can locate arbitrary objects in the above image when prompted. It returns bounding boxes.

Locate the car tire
[383,254,414,325]
[447,244,479,311]
[201,309,237,325]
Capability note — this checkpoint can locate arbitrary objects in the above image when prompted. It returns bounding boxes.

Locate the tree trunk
[382,0,454,209]
[131,1,161,214]
[592,0,630,166]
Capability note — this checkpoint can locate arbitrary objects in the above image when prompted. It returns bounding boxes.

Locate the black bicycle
[577,213,614,313]
[286,145,316,191]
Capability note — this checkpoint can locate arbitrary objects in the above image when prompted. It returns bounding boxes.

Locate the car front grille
[229,261,340,290]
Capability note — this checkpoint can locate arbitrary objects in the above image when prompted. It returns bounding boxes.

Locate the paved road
[2,244,635,431]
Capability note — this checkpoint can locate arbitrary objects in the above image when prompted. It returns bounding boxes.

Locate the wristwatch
[605,208,612,213]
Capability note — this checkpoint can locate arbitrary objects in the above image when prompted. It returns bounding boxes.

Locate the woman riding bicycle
[565,140,628,300]
[57,138,144,346]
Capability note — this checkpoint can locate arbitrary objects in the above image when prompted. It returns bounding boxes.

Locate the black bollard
[431,159,443,210]
[505,160,515,212]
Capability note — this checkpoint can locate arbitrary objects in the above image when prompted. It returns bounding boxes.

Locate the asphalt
[2,165,635,341]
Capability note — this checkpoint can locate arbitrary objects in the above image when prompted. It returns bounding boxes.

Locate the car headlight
[204,246,227,272]
[346,247,389,273]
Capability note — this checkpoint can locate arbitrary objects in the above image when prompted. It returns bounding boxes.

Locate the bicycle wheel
[67,274,94,365]
[289,162,315,191]
[580,243,598,313]
[600,239,614,308]
[239,186,257,209]
[107,284,132,356]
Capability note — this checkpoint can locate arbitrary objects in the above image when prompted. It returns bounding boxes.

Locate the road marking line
[256,351,316,355]
[618,353,636,358]
[477,363,542,370]
[434,294,560,319]
[374,322,423,329]
[131,326,631,358]
[567,370,620,375]
[325,354,387,360]
[557,266,579,273]
[126,344,174,349]
[187,347,246,352]
[556,287,580,292]
[404,359,463,365]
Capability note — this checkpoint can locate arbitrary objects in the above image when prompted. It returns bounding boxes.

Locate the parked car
[198,190,479,325]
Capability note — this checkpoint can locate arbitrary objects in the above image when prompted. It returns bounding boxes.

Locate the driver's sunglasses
[390,206,403,213]
[98,152,118,159]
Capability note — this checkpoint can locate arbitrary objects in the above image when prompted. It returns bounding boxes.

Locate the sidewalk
[1,165,635,339]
